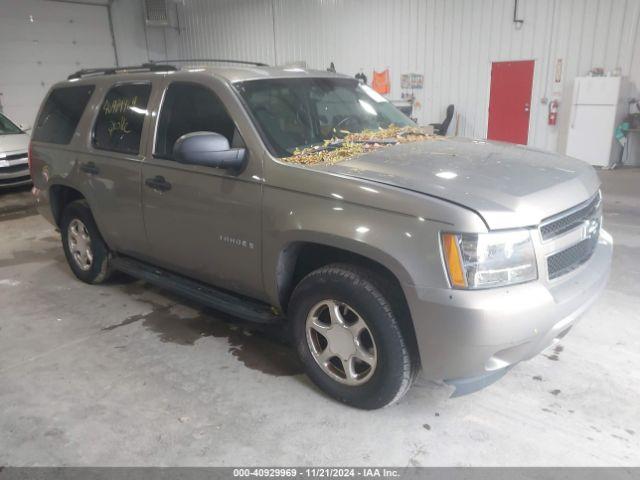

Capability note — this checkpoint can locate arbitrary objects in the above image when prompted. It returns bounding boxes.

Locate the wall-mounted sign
[401,73,424,89]
[555,59,563,83]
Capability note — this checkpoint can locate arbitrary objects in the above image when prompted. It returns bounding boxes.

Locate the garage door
[0,0,116,127]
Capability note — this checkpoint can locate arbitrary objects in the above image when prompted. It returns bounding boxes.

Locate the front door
[140,79,263,299]
[487,60,535,145]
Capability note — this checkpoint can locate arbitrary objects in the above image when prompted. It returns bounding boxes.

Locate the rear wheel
[289,264,415,409]
[60,200,112,284]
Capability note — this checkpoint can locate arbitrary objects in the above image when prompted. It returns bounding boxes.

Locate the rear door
[78,80,154,257]
[140,77,264,299]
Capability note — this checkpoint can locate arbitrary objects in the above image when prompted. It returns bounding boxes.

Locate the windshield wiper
[293,133,402,155]
[323,137,400,151]
[295,139,345,153]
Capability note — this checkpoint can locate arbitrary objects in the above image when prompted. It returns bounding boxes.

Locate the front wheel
[289,264,415,409]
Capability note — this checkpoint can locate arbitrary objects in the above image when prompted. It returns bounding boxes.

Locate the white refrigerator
[565,76,629,167]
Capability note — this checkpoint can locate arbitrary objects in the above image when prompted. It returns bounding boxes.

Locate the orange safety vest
[372,69,390,94]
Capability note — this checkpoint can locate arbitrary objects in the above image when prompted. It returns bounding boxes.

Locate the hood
[0,133,30,155]
[318,137,600,230]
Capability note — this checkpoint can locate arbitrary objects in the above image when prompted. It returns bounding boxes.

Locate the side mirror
[19,123,32,132]
[173,131,246,171]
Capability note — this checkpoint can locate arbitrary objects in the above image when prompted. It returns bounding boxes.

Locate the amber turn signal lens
[442,233,467,288]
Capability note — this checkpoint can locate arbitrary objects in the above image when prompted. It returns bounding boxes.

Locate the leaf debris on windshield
[283,126,438,165]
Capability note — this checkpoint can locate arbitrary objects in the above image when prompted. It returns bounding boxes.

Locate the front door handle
[80,161,99,175]
[145,175,172,192]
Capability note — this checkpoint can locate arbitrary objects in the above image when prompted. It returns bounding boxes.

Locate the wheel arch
[274,238,420,366]
[49,183,86,226]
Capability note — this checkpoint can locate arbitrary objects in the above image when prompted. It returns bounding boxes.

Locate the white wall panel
[0,0,116,126]
[165,0,639,154]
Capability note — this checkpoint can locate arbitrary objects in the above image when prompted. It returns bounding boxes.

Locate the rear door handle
[80,161,99,175]
[145,175,172,192]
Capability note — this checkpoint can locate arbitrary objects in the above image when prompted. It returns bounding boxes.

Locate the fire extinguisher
[548,100,559,126]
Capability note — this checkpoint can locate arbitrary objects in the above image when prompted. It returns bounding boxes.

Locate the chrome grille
[0,175,30,185]
[0,152,28,161]
[0,163,29,174]
[543,191,602,280]
[540,192,601,241]
[547,234,599,279]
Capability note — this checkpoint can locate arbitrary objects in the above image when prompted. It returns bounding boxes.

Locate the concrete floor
[0,170,639,467]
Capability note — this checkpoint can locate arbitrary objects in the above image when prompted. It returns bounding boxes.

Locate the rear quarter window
[92,83,151,155]
[32,85,95,144]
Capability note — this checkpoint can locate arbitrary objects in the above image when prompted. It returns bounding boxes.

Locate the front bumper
[405,229,613,389]
[0,158,31,189]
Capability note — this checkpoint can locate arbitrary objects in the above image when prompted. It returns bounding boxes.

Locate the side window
[93,83,151,155]
[32,85,95,144]
[155,82,238,160]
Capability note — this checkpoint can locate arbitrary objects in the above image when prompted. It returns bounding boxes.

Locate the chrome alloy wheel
[305,300,377,385]
[67,218,93,271]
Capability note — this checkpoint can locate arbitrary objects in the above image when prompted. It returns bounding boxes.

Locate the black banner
[0,468,638,480]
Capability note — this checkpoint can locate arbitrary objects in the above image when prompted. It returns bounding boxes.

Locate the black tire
[60,200,112,284]
[289,263,415,409]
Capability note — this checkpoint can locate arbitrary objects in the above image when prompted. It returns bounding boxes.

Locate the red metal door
[487,60,534,145]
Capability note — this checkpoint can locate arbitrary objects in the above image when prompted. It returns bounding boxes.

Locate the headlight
[441,230,537,289]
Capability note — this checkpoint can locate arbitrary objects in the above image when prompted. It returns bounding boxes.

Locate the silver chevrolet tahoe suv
[29,63,612,409]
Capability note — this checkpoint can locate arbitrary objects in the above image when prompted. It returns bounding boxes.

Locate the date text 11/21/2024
[232,468,401,478]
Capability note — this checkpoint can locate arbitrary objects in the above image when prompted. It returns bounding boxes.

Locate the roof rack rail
[152,58,269,67]
[67,63,178,80]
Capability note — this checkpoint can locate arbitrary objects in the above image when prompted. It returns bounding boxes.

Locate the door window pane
[32,85,95,144]
[155,82,237,160]
[93,83,151,154]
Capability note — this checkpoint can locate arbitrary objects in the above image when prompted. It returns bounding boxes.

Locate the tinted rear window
[92,83,151,155]
[33,85,95,144]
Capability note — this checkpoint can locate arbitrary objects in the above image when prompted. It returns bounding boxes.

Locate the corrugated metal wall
[172,0,640,154]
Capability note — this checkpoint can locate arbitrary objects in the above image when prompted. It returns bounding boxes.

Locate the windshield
[235,77,414,157]
[0,113,23,135]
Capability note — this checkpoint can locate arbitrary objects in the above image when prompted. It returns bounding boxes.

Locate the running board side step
[111,255,283,325]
